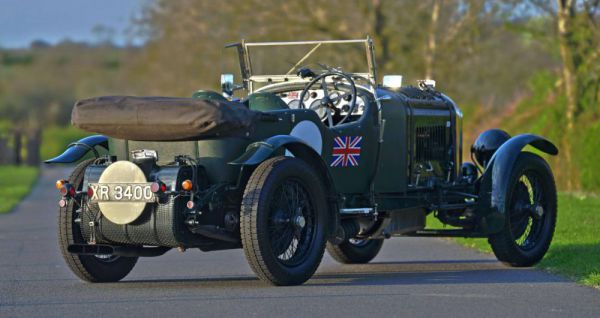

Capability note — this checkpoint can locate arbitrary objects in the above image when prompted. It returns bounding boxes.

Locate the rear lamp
[55,179,68,190]
[60,184,75,197]
[186,200,195,209]
[151,182,167,193]
[87,187,94,198]
[181,180,193,191]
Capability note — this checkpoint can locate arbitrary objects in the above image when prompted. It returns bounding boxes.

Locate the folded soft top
[71,96,259,141]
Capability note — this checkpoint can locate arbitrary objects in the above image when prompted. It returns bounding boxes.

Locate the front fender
[45,135,108,164]
[477,134,558,233]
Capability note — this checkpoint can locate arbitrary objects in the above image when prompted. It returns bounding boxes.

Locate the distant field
[428,193,600,288]
[0,166,39,213]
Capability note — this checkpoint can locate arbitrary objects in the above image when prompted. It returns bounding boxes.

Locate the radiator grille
[415,124,447,161]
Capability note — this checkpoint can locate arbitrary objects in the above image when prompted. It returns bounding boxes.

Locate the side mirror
[221,74,236,97]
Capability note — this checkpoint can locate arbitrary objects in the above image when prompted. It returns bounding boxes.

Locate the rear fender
[45,135,108,164]
[476,134,558,233]
[230,135,339,238]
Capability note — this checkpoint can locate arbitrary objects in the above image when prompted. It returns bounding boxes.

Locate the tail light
[59,183,75,198]
[87,186,94,198]
[151,182,167,194]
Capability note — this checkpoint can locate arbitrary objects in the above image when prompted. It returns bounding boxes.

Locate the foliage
[0,43,137,130]
[0,0,597,190]
[428,193,600,288]
[130,0,553,106]
[41,126,91,162]
[0,166,38,213]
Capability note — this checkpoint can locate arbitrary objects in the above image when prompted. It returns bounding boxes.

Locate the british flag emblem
[331,136,362,167]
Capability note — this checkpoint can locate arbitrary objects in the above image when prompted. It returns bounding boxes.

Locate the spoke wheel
[268,179,315,266]
[488,152,557,267]
[509,172,546,250]
[241,157,328,286]
[58,159,138,282]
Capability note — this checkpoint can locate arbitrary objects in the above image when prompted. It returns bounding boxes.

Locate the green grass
[41,126,91,162]
[0,126,92,212]
[428,193,600,288]
[0,166,39,213]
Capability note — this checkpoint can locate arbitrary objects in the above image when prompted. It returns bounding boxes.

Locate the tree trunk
[25,129,41,166]
[425,0,440,79]
[13,130,22,166]
[372,0,390,72]
[0,137,15,165]
[557,0,577,191]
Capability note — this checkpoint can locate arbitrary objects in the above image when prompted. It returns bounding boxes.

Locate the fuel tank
[81,161,208,248]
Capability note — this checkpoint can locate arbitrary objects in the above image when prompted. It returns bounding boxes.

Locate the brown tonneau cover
[71,96,258,141]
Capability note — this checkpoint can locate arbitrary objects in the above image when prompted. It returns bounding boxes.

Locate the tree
[512,0,599,190]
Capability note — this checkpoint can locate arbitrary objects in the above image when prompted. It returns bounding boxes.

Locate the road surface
[1,167,599,317]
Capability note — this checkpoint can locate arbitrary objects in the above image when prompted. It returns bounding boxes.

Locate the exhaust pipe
[68,244,170,257]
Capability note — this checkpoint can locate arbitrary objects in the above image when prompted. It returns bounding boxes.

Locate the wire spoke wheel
[488,152,557,267]
[58,159,138,282]
[268,179,315,266]
[509,172,546,251]
[241,157,327,285]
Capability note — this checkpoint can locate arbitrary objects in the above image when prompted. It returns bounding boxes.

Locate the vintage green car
[48,38,558,286]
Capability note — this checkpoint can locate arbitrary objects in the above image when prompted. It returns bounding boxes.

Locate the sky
[0,0,148,48]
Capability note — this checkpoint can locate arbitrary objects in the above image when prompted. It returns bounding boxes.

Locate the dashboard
[276,89,367,119]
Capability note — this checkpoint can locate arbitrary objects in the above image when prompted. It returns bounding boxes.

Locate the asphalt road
[1,167,599,318]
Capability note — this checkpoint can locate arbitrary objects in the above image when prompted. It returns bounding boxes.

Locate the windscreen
[246,41,372,78]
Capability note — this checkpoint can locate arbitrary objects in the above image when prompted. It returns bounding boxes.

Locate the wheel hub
[293,215,306,229]
[533,205,544,219]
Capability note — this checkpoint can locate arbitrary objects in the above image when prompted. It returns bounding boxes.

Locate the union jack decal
[331,136,362,167]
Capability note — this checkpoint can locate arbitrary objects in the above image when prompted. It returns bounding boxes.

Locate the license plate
[88,183,155,202]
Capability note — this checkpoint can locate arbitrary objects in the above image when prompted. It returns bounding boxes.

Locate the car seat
[247,92,289,112]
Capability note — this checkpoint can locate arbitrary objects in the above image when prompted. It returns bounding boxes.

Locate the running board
[400,229,487,238]
[67,244,171,257]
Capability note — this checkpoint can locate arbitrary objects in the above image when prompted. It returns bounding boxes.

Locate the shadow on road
[116,259,564,289]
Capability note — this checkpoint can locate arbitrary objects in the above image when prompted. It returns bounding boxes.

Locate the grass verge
[0,166,39,213]
[428,193,600,288]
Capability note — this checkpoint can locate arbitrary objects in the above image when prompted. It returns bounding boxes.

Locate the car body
[48,38,559,285]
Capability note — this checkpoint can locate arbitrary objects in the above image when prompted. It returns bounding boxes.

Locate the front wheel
[240,157,328,285]
[488,152,557,267]
[327,239,384,264]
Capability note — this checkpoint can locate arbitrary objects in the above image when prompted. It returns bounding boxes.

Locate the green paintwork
[99,75,557,237]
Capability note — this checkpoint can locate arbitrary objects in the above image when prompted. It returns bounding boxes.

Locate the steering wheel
[298,71,357,127]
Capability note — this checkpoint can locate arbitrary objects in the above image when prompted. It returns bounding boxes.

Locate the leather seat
[247,92,289,112]
[192,90,228,102]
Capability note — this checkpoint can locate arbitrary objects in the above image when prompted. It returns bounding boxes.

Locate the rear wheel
[58,159,138,282]
[488,152,557,267]
[327,239,384,264]
[240,157,328,285]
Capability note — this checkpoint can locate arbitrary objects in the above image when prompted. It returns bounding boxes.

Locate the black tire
[240,157,328,285]
[488,152,557,267]
[58,159,138,282]
[327,239,384,264]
